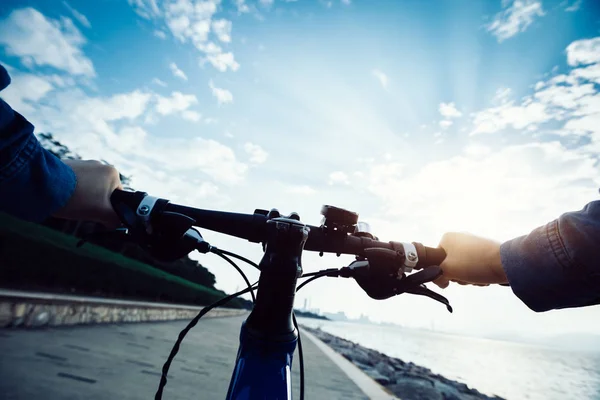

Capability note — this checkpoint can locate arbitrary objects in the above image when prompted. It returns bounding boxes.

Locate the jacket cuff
[0,134,76,223]
[500,223,564,312]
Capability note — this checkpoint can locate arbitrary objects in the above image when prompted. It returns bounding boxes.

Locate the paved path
[0,316,368,399]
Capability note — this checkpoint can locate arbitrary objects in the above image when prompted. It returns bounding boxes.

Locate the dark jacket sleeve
[500,200,600,312]
[0,64,77,222]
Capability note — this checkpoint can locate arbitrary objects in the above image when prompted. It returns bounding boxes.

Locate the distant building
[322,311,349,321]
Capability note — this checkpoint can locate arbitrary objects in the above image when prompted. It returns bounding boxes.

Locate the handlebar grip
[110,189,147,211]
[413,242,446,268]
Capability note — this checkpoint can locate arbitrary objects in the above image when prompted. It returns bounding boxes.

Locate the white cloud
[244,142,268,164]
[212,19,232,43]
[203,51,240,72]
[439,102,462,118]
[571,63,600,84]
[463,143,492,157]
[361,161,403,196]
[62,1,91,28]
[209,80,233,105]
[234,0,251,13]
[169,62,188,80]
[125,162,222,205]
[112,126,148,151]
[152,77,167,87]
[197,41,222,54]
[128,0,239,73]
[46,74,76,88]
[534,82,595,110]
[286,185,316,195]
[0,8,95,76]
[259,0,275,6]
[493,87,513,104]
[64,91,153,144]
[328,171,350,185]
[471,36,600,139]
[372,69,388,89]
[155,91,198,115]
[182,110,202,122]
[154,30,167,39]
[471,100,549,135]
[128,0,161,19]
[0,73,54,114]
[566,37,600,66]
[439,120,453,129]
[143,138,248,184]
[487,0,544,42]
[564,0,582,12]
[341,0,352,4]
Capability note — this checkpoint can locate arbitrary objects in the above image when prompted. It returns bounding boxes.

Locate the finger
[433,276,449,289]
[451,279,490,287]
[451,280,468,286]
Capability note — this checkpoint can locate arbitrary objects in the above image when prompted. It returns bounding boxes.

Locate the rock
[338,347,374,366]
[390,358,406,371]
[355,348,375,366]
[433,381,463,400]
[363,368,391,385]
[13,303,28,318]
[393,370,434,384]
[353,361,372,370]
[374,360,395,377]
[0,303,12,327]
[388,378,443,400]
[29,310,50,327]
[452,382,470,393]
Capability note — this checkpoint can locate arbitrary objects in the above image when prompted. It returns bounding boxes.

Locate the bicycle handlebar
[111,189,446,268]
[110,189,452,311]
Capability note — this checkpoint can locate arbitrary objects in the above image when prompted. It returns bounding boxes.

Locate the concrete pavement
[0,316,369,399]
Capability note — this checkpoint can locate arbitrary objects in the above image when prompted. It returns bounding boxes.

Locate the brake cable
[212,249,257,303]
[156,248,319,400]
[155,283,257,400]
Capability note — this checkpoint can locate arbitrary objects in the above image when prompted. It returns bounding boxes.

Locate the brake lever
[404,284,453,313]
[347,255,453,312]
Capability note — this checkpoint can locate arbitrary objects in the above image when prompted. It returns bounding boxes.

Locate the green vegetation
[0,212,248,308]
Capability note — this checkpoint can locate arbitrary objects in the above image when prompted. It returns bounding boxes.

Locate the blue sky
[0,0,599,338]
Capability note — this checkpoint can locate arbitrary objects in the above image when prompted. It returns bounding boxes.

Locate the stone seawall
[0,289,247,328]
[303,326,506,400]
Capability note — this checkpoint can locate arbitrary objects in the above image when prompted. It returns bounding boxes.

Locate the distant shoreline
[301,325,505,400]
[293,310,330,320]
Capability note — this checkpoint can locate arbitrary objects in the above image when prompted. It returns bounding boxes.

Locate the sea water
[298,318,600,400]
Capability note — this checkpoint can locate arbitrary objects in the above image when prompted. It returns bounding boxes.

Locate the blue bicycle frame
[225,215,307,399]
[226,322,297,399]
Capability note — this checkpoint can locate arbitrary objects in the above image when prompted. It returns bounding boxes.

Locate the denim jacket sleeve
[0,64,76,223]
[500,200,600,312]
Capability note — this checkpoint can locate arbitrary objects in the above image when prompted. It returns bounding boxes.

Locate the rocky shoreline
[302,326,505,400]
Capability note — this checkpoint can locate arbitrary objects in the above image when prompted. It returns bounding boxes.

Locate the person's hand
[52,159,123,228]
[432,232,508,289]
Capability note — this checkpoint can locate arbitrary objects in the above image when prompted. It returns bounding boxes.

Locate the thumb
[433,275,449,289]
